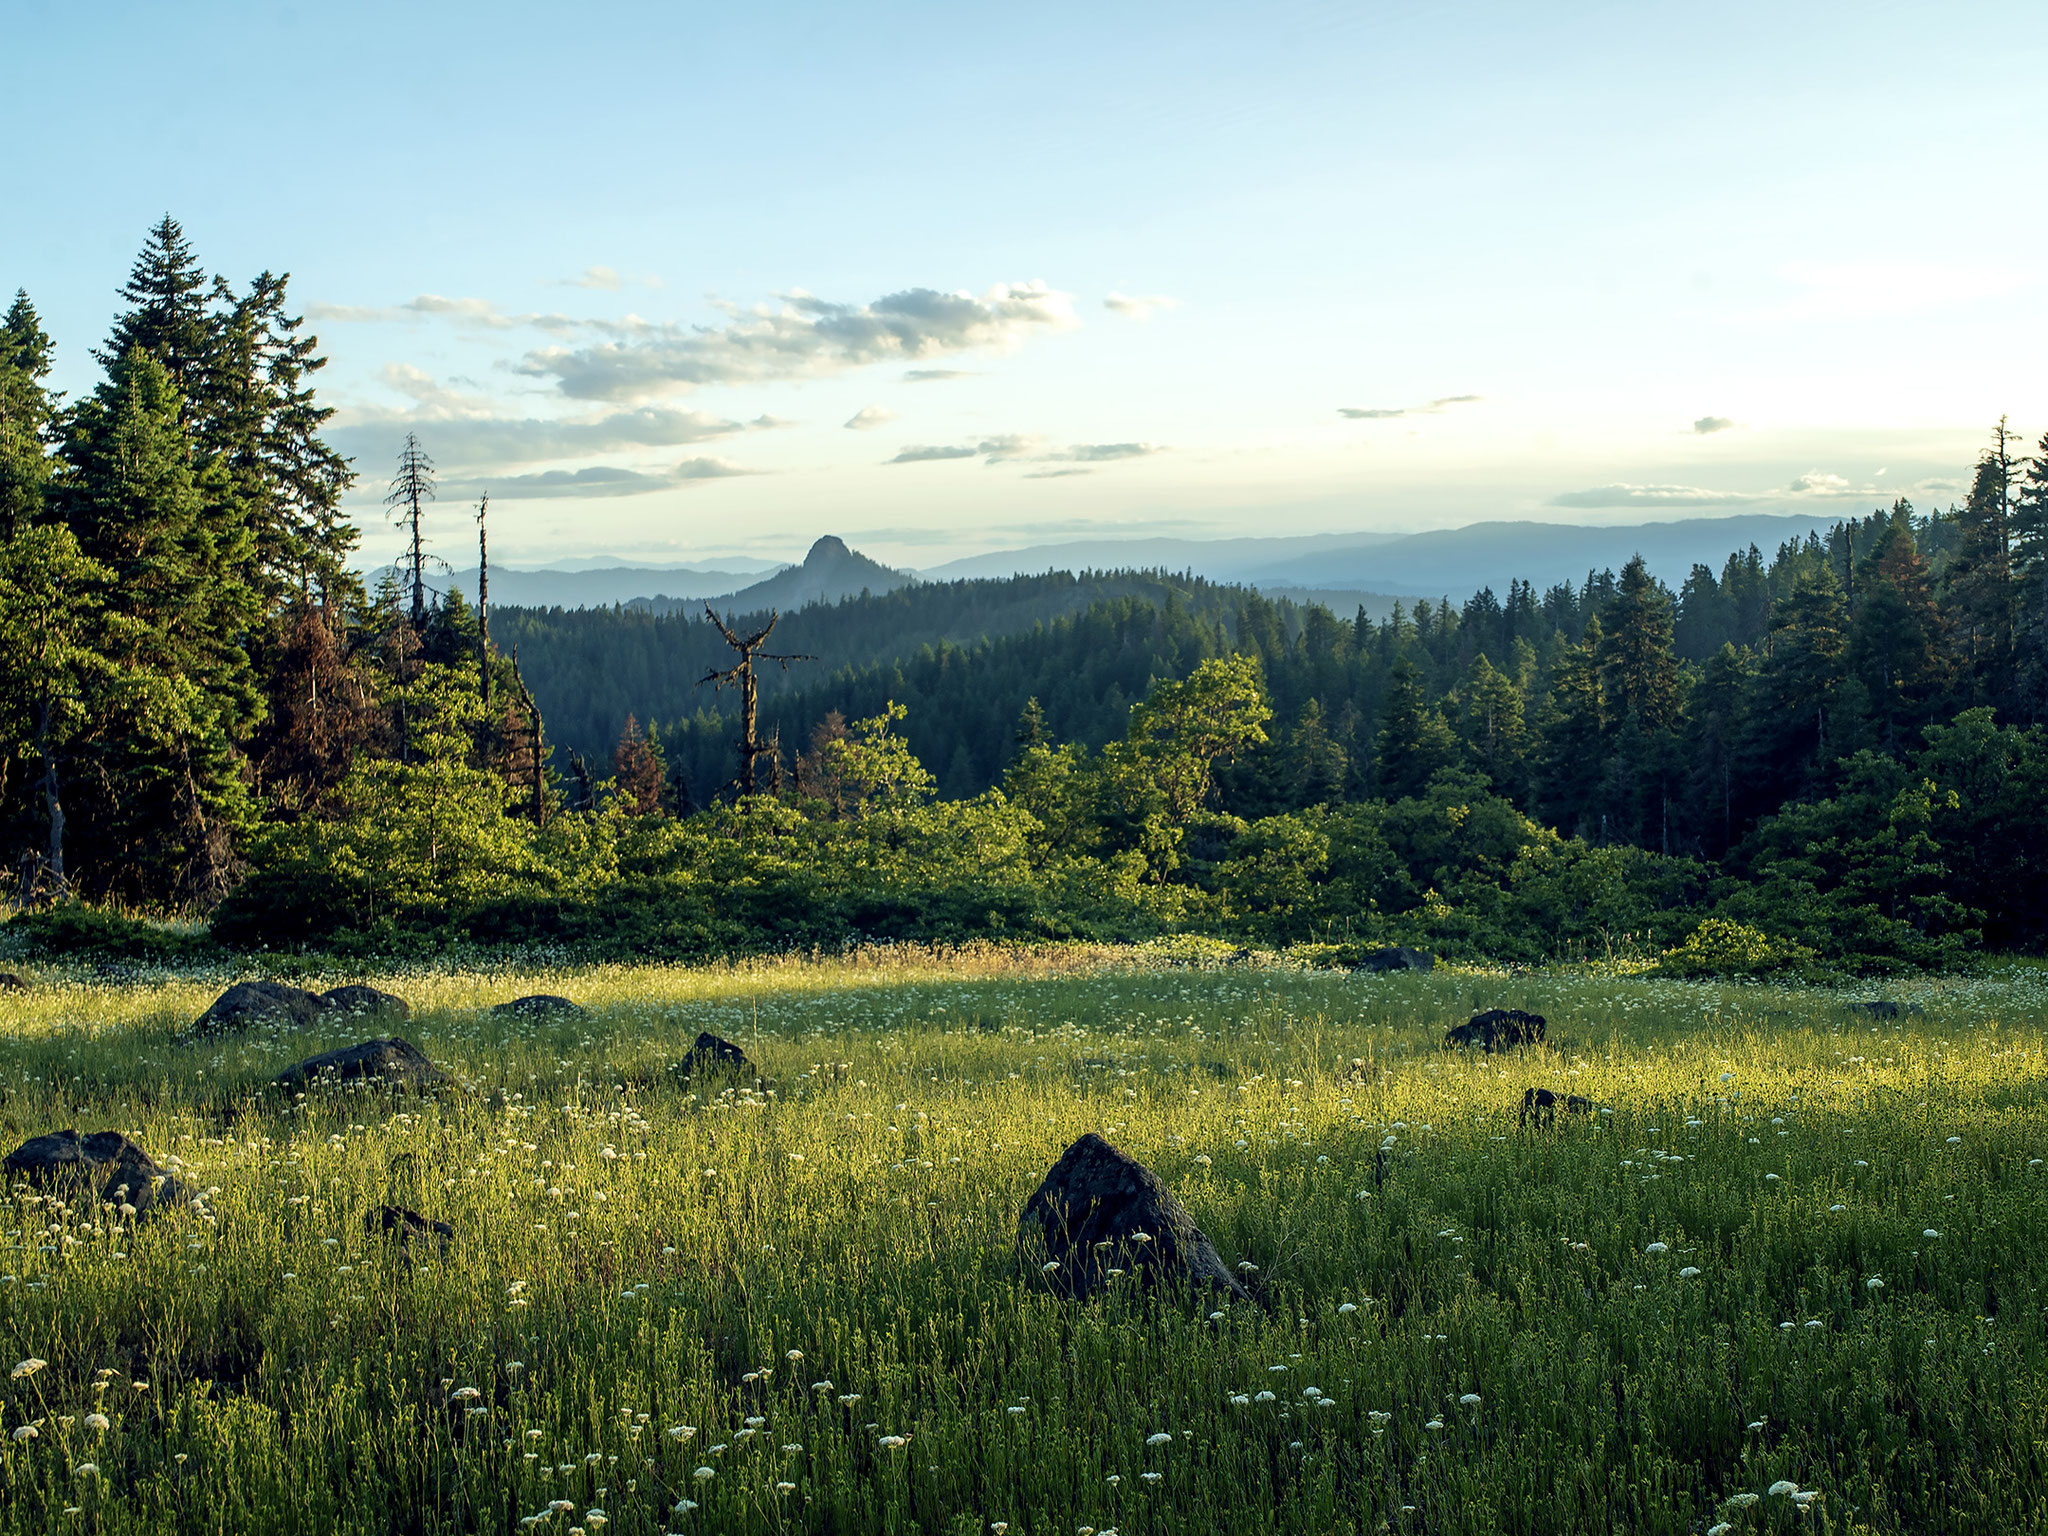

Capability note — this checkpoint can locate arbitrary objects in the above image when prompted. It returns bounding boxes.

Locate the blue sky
[8,0,2044,569]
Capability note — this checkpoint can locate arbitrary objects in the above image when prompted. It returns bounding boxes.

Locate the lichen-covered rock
[3,1129,189,1219]
[319,984,410,1019]
[491,994,587,1021]
[1020,1133,1248,1303]
[194,980,328,1035]
[1445,1009,1547,1052]
[275,1038,449,1093]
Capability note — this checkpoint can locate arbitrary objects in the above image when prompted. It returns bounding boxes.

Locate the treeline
[6,220,2048,975]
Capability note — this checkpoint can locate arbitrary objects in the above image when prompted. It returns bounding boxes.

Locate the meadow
[0,945,2043,1535]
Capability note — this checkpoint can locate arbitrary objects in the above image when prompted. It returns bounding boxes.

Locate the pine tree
[0,292,58,536]
[1846,504,1947,749]
[2014,432,2048,717]
[1371,654,1457,800]
[1948,419,2024,706]
[99,216,213,397]
[55,347,261,900]
[1456,653,1527,796]
[1534,615,1605,837]
[204,271,357,603]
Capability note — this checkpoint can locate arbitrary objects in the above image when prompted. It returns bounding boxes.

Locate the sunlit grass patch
[0,954,2043,1533]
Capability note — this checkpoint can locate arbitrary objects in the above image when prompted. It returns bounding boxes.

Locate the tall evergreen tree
[1372,654,1457,800]
[0,292,58,536]
[55,348,260,900]
[1948,419,2024,706]
[98,216,213,398]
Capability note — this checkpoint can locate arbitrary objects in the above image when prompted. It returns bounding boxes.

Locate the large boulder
[3,1130,188,1219]
[491,994,587,1021]
[320,984,410,1019]
[1020,1133,1248,1303]
[1445,1008,1547,1052]
[194,980,328,1036]
[1351,947,1435,974]
[275,1038,449,1093]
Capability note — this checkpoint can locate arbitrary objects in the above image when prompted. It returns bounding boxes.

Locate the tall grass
[1,954,2043,1533]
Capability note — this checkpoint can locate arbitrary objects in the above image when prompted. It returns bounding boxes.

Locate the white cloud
[565,266,622,290]
[1551,470,1885,509]
[1338,394,1482,420]
[1693,416,1737,434]
[887,436,1163,469]
[903,368,981,382]
[446,457,757,500]
[844,405,898,431]
[519,280,1078,401]
[1104,291,1178,320]
[888,444,980,463]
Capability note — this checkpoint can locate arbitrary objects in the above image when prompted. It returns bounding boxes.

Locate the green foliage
[1657,916,1810,977]
[0,901,219,962]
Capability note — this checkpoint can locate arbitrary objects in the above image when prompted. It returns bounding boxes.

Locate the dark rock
[491,994,587,1021]
[680,1031,753,1078]
[3,1129,189,1218]
[1519,1086,1593,1126]
[0,973,24,991]
[1351,947,1435,973]
[275,1038,449,1093]
[368,1204,453,1261]
[1445,1009,1547,1052]
[194,979,329,1036]
[320,984,410,1019]
[1019,1133,1249,1303]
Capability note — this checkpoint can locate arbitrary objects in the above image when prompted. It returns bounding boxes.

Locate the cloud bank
[1550,471,1888,509]
[518,281,1077,401]
[887,436,1164,471]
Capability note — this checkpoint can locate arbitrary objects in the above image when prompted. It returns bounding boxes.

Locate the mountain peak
[805,535,853,563]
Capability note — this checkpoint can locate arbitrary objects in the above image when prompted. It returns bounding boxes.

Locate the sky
[7,0,2045,571]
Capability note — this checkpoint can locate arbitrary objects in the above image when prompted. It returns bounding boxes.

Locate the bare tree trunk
[477,492,492,709]
[36,698,64,887]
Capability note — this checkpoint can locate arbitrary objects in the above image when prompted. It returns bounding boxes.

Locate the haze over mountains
[445,513,1854,614]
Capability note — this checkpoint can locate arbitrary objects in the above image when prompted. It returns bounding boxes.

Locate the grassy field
[0,947,2044,1534]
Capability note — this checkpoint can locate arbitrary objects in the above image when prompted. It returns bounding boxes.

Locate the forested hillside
[494,567,1259,775]
[6,220,2048,974]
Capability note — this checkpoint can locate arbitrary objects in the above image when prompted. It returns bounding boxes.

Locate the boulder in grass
[491,994,587,1021]
[1020,1133,1249,1303]
[275,1038,449,1093]
[194,979,328,1036]
[1350,947,1434,974]
[319,984,410,1019]
[1519,1086,1593,1126]
[3,1129,189,1219]
[1445,1009,1546,1052]
[368,1204,454,1262]
[679,1031,753,1079]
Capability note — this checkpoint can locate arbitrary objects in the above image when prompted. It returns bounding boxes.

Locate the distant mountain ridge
[443,562,774,610]
[921,514,1851,600]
